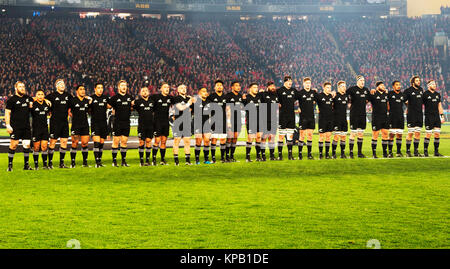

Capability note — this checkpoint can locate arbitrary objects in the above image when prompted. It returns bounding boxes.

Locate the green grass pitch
[0,126,449,249]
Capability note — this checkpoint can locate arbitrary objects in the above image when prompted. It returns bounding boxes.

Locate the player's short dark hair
[283,76,292,82]
[266,81,275,87]
[323,82,332,87]
[392,80,400,86]
[303,77,311,82]
[337,81,346,86]
[231,81,240,87]
[36,89,45,94]
[375,81,384,87]
[160,81,169,87]
[214,79,224,85]
[94,82,104,88]
[117,80,127,87]
[248,82,258,88]
[198,87,207,93]
[410,75,420,85]
[76,85,85,91]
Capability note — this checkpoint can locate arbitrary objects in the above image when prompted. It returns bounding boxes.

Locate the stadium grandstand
[0,0,448,113]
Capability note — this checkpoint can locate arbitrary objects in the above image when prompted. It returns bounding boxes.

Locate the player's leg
[433,128,442,156]
[395,132,403,156]
[173,137,181,166]
[120,131,130,166]
[159,136,168,165]
[278,133,285,160]
[318,132,324,159]
[183,137,192,165]
[332,131,340,159]
[40,140,48,168]
[286,129,295,161]
[230,132,239,162]
[152,136,161,166]
[210,137,217,163]
[255,132,263,161]
[298,129,305,160]
[413,127,422,157]
[348,130,356,159]
[388,131,395,157]
[112,136,120,167]
[70,135,80,168]
[325,132,332,159]
[405,124,414,157]
[93,135,101,167]
[371,130,379,158]
[381,129,389,158]
[246,133,255,162]
[80,135,90,166]
[357,129,365,158]
[59,136,69,168]
[145,138,152,165]
[194,134,202,164]
[203,133,211,163]
[7,139,19,171]
[340,133,347,159]
[219,137,227,162]
[306,129,314,159]
[33,140,41,170]
[48,138,57,168]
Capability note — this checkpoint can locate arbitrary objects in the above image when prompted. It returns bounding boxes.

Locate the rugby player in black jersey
[260,81,279,161]
[332,81,349,159]
[368,81,389,158]
[46,79,72,168]
[242,83,263,162]
[315,82,334,159]
[69,85,91,168]
[276,76,297,160]
[108,80,133,167]
[133,86,155,166]
[31,89,51,169]
[89,82,110,167]
[151,82,174,165]
[5,81,34,171]
[387,80,405,157]
[296,77,318,160]
[225,81,244,162]
[192,88,212,164]
[172,84,195,165]
[347,75,369,158]
[404,76,424,157]
[207,80,228,163]
[422,80,445,157]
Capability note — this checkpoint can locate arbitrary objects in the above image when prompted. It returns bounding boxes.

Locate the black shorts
[407,113,423,128]
[318,118,334,133]
[279,116,296,129]
[71,126,90,136]
[112,121,130,137]
[371,116,389,131]
[299,116,315,130]
[32,128,49,142]
[154,120,170,137]
[425,115,441,130]
[333,118,348,133]
[389,115,404,129]
[138,127,154,140]
[10,127,31,140]
[349,115,366,130]
[91,121,109,139]
[49,120,69,139]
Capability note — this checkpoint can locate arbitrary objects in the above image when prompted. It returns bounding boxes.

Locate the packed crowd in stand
[230,19,354,88]
[0,15,448,112]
